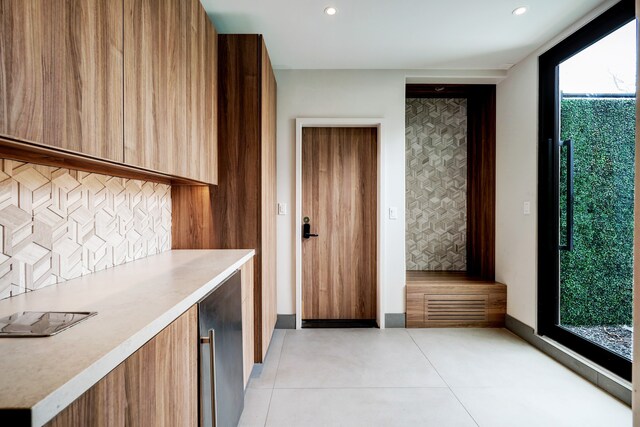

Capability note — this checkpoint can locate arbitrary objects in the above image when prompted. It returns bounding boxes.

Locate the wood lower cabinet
[124,0,217,184]
[241,260,255,387]
[406,272,506,328]
[0,0,123,162]
[45,364,126,427]
[45,306,198,426]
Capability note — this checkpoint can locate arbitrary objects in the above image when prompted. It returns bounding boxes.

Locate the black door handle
[303,223,318,239]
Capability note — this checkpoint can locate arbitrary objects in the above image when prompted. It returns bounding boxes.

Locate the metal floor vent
[424,294,488,323]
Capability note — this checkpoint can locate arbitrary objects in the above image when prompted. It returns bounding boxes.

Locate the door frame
[537,0,635,380]
[295,118,386,329]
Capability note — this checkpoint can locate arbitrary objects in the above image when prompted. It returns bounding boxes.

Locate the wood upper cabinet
[45,306,198,426]
[0,0,124,161]
[124,0,217,184]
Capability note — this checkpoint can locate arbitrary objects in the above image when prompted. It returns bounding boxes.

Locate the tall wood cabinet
[172,35,277,363]
[214,34,277,362]
[0,0,124,162]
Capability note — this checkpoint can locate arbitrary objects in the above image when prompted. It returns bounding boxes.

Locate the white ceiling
[202,0,609,70]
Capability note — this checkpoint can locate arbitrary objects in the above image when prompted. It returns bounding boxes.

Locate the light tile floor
[239,328,631,427]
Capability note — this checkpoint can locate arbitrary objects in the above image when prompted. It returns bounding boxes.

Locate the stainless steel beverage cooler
[198,270,244,427]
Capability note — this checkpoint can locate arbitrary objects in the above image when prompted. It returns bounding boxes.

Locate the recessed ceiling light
[512,6,528,16]
[324,7,337,16]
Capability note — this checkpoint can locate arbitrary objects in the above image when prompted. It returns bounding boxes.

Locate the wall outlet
[523,201,531,215]
[389,207,398,220]
[278,203,287,215]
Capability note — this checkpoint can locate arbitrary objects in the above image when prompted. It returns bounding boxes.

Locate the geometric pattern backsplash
[406,98,467,271]
[0,160,171,300]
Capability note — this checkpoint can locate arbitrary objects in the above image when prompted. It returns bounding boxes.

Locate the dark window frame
[538,0,635,380]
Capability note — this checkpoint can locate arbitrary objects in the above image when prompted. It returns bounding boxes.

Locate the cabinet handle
[202,329,217,427]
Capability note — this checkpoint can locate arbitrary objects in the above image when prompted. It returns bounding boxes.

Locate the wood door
[302,127,377,320]
[0,0,123,161]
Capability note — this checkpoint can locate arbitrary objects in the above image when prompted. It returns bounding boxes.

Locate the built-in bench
[406,271,506,328]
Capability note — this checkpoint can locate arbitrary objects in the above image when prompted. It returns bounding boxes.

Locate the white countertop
[0,249,255,426]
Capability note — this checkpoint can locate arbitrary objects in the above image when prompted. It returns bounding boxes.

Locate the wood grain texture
[302,127,377,320]
[171,185,215,249]
[45,306,198,426]
[203,12,218,185]
[124,305,197,427]
[241,260,255,388]
[186,0,217,184]
[212,34,261,250]
[45,364,126,427]
[406,271,506,328]
[124,0,217,184]
[260,39,277,358]
[467,85,496,280]
[124,0,185,177]
[0,0,123,161]
[0,136,177,185]
[214,34,277,363]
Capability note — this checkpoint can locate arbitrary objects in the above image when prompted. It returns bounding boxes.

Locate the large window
[538,0,636,380]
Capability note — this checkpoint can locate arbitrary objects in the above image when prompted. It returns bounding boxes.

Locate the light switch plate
[523,201,531,215]
[389,207,398,220]
[278,203,287,215]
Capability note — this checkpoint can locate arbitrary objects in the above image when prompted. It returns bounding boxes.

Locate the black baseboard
[277,314,406,328]
[302,319,377,328]
[385,313,406,328]
[275,314,296,329]
[505,314,631,406]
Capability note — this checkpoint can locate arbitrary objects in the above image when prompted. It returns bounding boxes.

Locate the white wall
[495,0,620,329]
[275,69,506,317]
[275,0,617,321]
[275,70,407,315]
[495,55,539,328]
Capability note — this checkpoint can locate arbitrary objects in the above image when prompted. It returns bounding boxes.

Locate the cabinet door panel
[260,40,277,357]
[242,260,254,387]
[45,306,198,426]
[0,0,123,161]
[202,7,218,184]
[124,0,217,183]
[124,0,186,176]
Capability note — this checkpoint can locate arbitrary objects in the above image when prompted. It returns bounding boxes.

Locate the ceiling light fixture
[324,6,337,16]
[512,6,528,16]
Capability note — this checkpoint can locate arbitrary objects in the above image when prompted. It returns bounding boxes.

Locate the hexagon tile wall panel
[0,160,171,299]
[406,98,467,271]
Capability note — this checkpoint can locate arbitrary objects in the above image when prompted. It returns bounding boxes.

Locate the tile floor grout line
[263,329,287,427]
[407,330,480,427]
[267,386,457,390]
